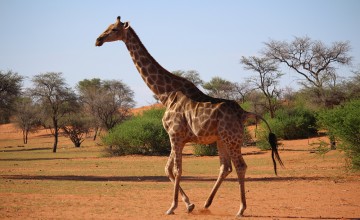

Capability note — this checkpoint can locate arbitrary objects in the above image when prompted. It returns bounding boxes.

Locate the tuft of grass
[310,139,331,157]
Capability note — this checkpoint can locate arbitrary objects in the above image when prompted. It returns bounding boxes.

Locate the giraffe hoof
[236,211,245,218]
[187,203,195,213]
[165,210,175,215]
[236,213,244,219]
[204,200,212,209]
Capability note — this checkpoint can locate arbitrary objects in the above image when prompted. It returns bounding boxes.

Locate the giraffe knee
[220,163,232,177]
[165,166,170,176]
[238,162,247,170]
[232,158,247,172]
[173,166,182,177]
[237,162,247,172]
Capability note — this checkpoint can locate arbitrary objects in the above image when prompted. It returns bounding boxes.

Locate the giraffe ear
[124,21,130,29]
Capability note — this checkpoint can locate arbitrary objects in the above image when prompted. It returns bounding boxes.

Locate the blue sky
[1,0,359,107]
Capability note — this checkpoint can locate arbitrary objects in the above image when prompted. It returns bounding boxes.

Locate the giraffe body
[163,91,245,145]
[162,91,248,216]
[96,16,283,218]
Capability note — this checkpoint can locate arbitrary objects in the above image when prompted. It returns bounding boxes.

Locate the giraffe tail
[245,112,284,175]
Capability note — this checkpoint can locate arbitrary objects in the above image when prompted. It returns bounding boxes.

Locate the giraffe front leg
[165,150,183,215]
[165,151,195,213]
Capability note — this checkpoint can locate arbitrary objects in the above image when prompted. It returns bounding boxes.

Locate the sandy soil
[1,123,360,219]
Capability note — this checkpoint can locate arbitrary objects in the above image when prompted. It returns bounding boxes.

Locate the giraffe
[96,16,283,218]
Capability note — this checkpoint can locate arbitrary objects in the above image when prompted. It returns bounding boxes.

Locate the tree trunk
[75,141,81,148]
[329,134,336,150]
[93,127,99,141]
[22,130,26,144]
[267,97,275,118]
[53,118,58,153]
[53,131,58,153]
[24,130,29,144]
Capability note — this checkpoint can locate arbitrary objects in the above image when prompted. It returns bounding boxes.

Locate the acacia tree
[61,112,91,147]
[99,80,135,130]
[203,76,236,100]
[77,78,103,140]
[77,78,135,131]
[263,36,352,106]
[13,96,41,144]
[240,56,283,118]
[172,70,204,87]
[30,72,78,153]
[0,70,23,123]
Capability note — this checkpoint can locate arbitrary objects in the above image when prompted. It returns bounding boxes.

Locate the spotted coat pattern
[96,16,258,217]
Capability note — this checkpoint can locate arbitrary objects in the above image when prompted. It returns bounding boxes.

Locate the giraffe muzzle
[95,37,104,46]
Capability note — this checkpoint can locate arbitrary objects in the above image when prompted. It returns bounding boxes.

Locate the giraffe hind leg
[204,144,232,208]
[231,152,248,217]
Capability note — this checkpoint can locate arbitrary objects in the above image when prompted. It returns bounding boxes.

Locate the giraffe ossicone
[96,16,283,218]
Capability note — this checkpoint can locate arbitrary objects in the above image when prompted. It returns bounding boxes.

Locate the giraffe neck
[124,27,211,106]
[124,27,172,104]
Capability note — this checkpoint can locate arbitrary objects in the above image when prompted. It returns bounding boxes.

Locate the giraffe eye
[111,29,118,32]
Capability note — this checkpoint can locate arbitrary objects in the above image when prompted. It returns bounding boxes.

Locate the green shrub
[193,143,218,156]
[240,101,252,112]
[256,106,318,150]
[255,130,272,150]
[267,107,317,140]
[317,99,360,170]
[102,108,170,156]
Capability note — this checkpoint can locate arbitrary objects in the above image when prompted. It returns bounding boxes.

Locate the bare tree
[345,65,360,100]
[247,91,267,116]
[232,82,251,104]
[13,96,41,144]
[77,79,135,131]
[282,87,296,102]
[240,56,283,118]
[263,36,352,106]
[30,72,78,153]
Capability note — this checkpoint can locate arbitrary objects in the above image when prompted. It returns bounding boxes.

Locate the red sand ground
[1,120,360,219]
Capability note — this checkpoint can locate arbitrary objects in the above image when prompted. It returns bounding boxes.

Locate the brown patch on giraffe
[147,77,155,85]
[140,57,150,66]
[147,64,157,75]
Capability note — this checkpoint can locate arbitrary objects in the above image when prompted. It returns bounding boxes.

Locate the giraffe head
[95,16,130,46]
